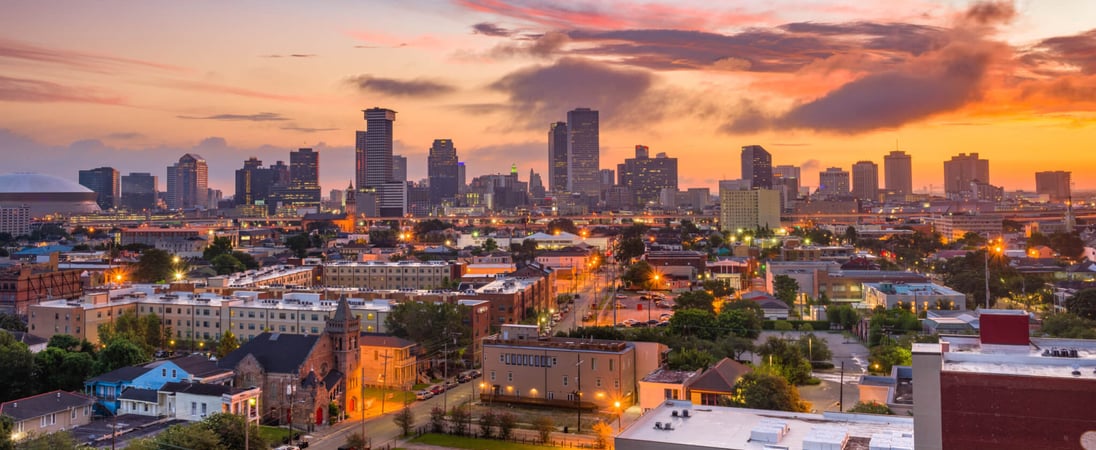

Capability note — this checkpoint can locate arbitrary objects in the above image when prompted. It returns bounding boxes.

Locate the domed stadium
[0,173,101,217]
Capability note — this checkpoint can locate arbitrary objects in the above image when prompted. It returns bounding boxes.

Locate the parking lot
[590,291,675,328]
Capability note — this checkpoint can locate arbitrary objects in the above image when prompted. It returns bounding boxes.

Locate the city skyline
[3,1,1096,193]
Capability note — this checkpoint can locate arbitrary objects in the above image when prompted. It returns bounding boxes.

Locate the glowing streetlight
[174,272,184,281]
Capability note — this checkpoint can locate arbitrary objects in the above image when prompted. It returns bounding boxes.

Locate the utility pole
[360,366,366,444]
[575,358,584,433]
[839,361,845,412]
[380,350,391,414]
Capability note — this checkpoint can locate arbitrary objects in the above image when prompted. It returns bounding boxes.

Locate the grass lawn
[258,425,290,444]
[411,434,559,450]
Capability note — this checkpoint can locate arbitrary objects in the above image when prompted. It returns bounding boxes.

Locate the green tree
[95,338,149,374]
[844,226,859,244]
[154,423,226,450]
[202,236,234,261]
[231,251,259,270]
[0,415,12,450]
[429,406,446,433]
[477,411,496,438]
[0,332,36,402]
[34,347,94,392]
[370,229,399,247]
[285,233,311,258]
[449,405,471,436]
[667,347,717,371]
[1041,313,1096,339]
[673,291,716,313]
[826,305,860,330]
[345,432,367,450]
[869,344,911,374]
[848,401,894,415]
[200,412,267,450]
[620,261,654,289]
[0,313,26,332]
[1067,289,1096,320]
[667,309,718,340]
[702,278,736,297]
[798,333,832,362]
[546,218,579,235]
[497,412,516,440]
[717,308,762,339]
[1049,231,1085,260]
[756,336,812,385]
[210,254,244,275]
[773,275,800,308]
[532,416,555,444]
[592,421,613,449]
[133,248,174,283]
[729,370,809,412]
[12,430,81,450]
[394,402,414,437]
[385,302,470,357]
[216,331,239,358]
[483,237,499,252]
[615,236,647,262]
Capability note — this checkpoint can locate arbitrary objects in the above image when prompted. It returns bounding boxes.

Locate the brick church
[219,296,361,427]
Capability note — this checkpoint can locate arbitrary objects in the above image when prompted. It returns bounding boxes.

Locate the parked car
[469,369,482,378]
[458,374,472,383]
[658,302,672,309]
[624,319,638,326]
[647,319,660,326]
[445,379,459,389]
[429,384,445,395]
[416,390,434,400]
[615,294,627,299]
[656,321,669,327]
[659,313,672,322]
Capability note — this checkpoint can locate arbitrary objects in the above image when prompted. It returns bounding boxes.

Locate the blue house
[84,355,233,413]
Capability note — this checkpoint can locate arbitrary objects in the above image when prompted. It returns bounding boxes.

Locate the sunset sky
[3,0,1096,195]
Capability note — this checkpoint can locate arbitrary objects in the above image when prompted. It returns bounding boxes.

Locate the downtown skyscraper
[121,172,157,211]
[78,166,120,210]
[354,108,405,217]
[851,160,879,201]
[617,145,678,206]
[741,145,773,189]
[547,121,568,193]
[166,153,207,210]
[884,150,913,197]
[566,108,600,198]
[428,139,459,204]
[943,153,989,198]
[285,148,321,208]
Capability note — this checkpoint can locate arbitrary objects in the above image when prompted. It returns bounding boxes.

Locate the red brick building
[0,254,83,316]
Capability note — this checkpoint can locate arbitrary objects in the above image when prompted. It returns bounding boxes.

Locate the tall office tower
[719,188,781,232]
[943,153,989,198]
[457,162,467,194]
[851,161,880,201]
[884,150,913,196]
[285,148,321,208]
[392,154,407,183]
[355,108,405,217]
[1034,171,1071,202]
[358,108,396,187]
[234,157,272,206]
[566,108,600,197]
[548,121,569,192]
[818,167,851,198]
[166,153,208,210]
[329,188,345,207]
[78,166,120,210]
[599,169,615,190]
[269,160,290,187]
[427,139,459,204]
[617,145,679,206]
[529,169,546,200]
[740,145,773,189]
[121,172,157,211]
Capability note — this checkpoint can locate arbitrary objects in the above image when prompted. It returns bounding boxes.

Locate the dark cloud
[280,125,339,133]
[473,22,513,37]
[800,159,823,173]
[449,103,508,115]
[0,75,125,105]
[488,57,655,127]
[733,46,992,133]
[177,112,289,121]
[778,22,948,56]
[489,31,569,58]
[105,132,144,140]
[346,75,456,97]
[963,1,1016,26]
[1025,29,1096,75]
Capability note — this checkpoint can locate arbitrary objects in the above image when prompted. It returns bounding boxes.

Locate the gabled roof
[333,295,353,321]
[218,332,320,374]
[687,358,752,394]
[118,388,159,403]
[1,329,47,347]
[86,365,152,384]
[358,333,416,349]
[0,391,96,422]
[163,354,232,379]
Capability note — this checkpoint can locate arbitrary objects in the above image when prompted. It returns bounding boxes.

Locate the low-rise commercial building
[480,325,638,410]
[120,227,238,257]
[862,282,966,311]
[932,213,1003,242]
[207,265,319,289]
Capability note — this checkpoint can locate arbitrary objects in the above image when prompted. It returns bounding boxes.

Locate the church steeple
[325,295,360,380]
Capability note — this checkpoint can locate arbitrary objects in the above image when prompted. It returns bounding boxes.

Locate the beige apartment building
[28,288,391,345]
[481,325,637,410]
[0,391,97,442]
[322,261,461,290]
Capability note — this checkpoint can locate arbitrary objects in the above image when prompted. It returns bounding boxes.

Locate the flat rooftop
[641,369,698,384]
[863,282,962,296]
[484,336,632,353]
[218,265,314,287]
[476,277,538,295]
[617,400,914,450]
[939,336,1096,380]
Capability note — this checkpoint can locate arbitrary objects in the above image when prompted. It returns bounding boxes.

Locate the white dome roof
[0,173,94,193]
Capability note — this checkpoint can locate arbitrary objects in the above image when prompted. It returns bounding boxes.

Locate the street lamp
[614,401,622,431]
[244,397,256,450]
[984,241,1002,309]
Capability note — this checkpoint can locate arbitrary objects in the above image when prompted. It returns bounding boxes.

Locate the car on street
[429,384,445,395]
[415,390,434,400]
[445,379,459,389]
[656,321,669,327]
[615,294,627,299]
[624,319,638,326]
[458,373,472,383]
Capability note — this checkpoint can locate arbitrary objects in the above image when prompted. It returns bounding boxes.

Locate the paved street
[753,330,869,412]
